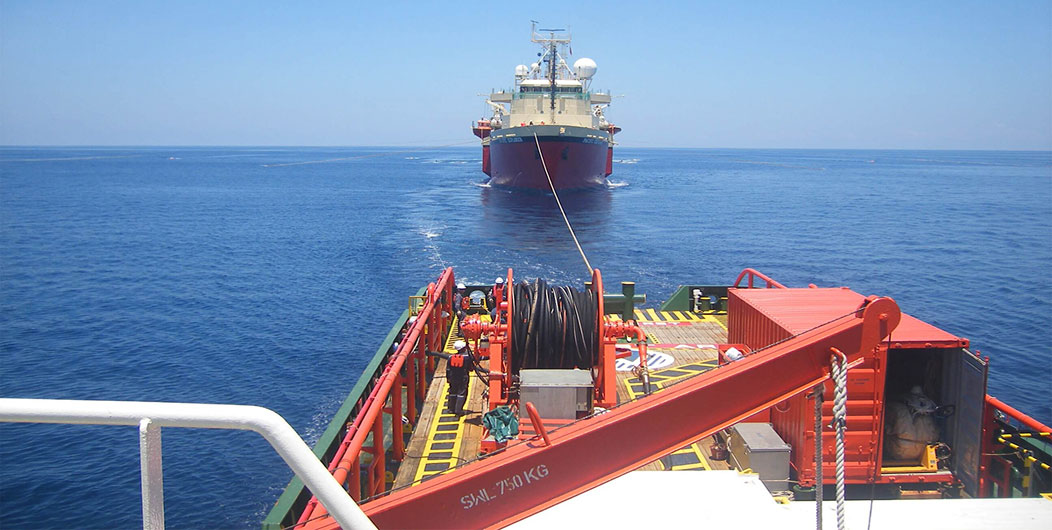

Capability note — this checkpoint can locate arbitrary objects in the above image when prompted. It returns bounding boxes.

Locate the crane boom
[361,295,901,529]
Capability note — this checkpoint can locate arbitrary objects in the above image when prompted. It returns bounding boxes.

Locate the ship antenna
[548,36,557,123]
[533,24,568,124]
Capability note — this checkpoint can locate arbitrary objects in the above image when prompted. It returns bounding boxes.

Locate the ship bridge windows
[519,86,583,93]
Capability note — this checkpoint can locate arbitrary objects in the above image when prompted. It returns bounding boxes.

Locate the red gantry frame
[460,268,649,416]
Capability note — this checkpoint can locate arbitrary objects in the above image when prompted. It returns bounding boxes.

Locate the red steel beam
[355,295,900,529]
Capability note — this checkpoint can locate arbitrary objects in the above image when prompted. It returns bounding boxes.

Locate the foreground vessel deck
[264,268,1052,529]
[392,309,733,489]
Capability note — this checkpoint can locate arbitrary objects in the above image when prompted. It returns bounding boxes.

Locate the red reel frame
[461,268,646,410]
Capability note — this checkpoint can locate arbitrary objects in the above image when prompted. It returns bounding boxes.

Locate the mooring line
[533,132,593,276]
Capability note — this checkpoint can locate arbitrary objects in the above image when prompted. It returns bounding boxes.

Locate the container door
[948,348,988,497]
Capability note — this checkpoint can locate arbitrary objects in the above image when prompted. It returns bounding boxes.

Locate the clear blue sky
[2,1,1050,149]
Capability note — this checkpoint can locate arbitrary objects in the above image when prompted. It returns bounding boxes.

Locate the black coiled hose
[510,279,598,373]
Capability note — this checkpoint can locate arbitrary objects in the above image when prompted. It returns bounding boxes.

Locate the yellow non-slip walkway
[394,315,490,488]
[608,309,709,322]
[411,378,471,482]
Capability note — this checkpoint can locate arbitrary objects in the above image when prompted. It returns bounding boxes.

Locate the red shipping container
[728,286,967,488]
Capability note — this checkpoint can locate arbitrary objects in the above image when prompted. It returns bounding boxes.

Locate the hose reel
[460,268,647,410]
[510,279,599,374]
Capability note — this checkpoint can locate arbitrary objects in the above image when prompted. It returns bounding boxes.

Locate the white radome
[573,57,598,79]
[515,64,529,77]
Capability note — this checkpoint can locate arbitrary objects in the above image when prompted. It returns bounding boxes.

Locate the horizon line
[2,144,1051,153]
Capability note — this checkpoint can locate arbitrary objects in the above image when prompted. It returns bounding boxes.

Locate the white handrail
[0,398,377,530]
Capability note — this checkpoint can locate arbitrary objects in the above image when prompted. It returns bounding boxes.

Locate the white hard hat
[495,277,504,284]
[454,340,467,350]
[457,283,466,290]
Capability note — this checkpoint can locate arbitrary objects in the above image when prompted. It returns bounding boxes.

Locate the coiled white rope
[533,133,593,276]
[830,351,849,530]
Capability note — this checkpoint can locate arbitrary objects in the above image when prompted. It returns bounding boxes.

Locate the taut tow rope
[533,132,593,276]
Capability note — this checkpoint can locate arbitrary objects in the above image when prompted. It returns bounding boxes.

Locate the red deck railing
[985,395,1052,434]
[295,267,455,528]
[980,394,1052,498]
[732,268,787,289]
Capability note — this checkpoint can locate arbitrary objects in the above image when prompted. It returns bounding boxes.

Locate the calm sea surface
[1,147,1050,527]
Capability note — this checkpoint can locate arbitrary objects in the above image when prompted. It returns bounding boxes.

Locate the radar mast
[531,22,571,124]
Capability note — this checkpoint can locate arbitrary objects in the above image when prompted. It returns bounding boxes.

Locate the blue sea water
[1,146,1050,528]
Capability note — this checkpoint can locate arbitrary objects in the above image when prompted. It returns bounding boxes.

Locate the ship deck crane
[485,100,506,123]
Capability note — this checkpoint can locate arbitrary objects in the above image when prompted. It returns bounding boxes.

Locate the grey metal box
[728,422,791,493]
[519,369,593,420]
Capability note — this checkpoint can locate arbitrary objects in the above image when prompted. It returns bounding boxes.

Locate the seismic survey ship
[471,24,621,191]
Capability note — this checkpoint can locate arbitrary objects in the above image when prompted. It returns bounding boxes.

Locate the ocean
[1,146,1049,528]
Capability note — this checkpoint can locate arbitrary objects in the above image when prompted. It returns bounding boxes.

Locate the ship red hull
[486,125,612,191]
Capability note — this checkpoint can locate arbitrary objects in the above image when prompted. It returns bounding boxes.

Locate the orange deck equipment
[728,285,985,495]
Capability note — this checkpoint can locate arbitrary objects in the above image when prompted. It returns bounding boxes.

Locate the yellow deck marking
[659,441,714,471]
[622,360,720,400]
[691,443,712,470]
[646,308,660,321]
[411,314,491,484]
[412,376,470,483]
[634,309,646,321]
[698,313,728,330]
[444,317,461,351]
[685,311,702,321]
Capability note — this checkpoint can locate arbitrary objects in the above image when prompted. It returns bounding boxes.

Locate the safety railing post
[139,418,165,530]
[405,353,417,425]
[349,454,361,502]
[428,302,438,353]
[370,415,385,496]
[427,339,435,372]
[390,373,404,461]
[416,339,427,397]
